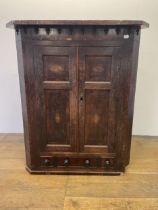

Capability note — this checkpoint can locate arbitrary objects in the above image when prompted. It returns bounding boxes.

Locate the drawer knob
[85,159,90,166]
[64,159,69,166]
[105,160,110,167]
[44,158,50,166]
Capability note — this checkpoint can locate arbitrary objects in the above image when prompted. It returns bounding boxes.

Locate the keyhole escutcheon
[80,94,84,103]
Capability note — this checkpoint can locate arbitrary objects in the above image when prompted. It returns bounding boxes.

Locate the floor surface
[0,134,157,210]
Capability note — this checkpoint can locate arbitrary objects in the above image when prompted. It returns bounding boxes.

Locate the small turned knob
[105,160,110,167]
[64,159,69,166]
[85,159,90,167]
[44,158,50,166]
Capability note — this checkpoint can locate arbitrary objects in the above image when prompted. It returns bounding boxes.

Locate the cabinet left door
[31,46,78,158]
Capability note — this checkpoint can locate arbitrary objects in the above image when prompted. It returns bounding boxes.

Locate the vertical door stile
[78,49,85,152]
[70,47,78,153]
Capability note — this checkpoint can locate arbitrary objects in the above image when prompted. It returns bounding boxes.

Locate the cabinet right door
[78,47,121,156]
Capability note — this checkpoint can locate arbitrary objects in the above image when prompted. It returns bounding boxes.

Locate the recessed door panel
[85,56,112,81]
[45,89,70,144]
[43,55,69,81]
[85,90,109,146]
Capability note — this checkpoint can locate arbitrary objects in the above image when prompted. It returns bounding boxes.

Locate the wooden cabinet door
[78,47,120,155]
[33,46,78,153]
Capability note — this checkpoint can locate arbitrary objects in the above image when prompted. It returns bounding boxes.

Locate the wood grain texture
[0,134,157,209]
[64,197,158,210]
[45,90,70,144]
[6,20,149,29]
[9,21,149,174]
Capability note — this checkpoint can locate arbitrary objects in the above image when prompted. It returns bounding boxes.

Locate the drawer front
[40,156,115,169]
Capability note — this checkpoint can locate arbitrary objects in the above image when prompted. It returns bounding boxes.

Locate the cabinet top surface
[6,20,149,29]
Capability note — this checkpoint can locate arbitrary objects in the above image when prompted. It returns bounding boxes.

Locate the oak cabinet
[7,20,149,175]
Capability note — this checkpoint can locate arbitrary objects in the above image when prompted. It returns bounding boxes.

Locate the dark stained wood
[85,56,112,81]
[84,82,111,90]
[6,20,149,29]
[45,89,70,145]
[33,46,78,153]
[43,81,71,89]
[84,90,109,146]
[8,20,149,175]
[43,55,69,81]
[78,47,122,156]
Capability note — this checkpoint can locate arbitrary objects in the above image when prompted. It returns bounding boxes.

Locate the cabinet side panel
[15,34,31,168]
[126,32,141,165]
[16,33,40,169]
[114,31,141,170]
